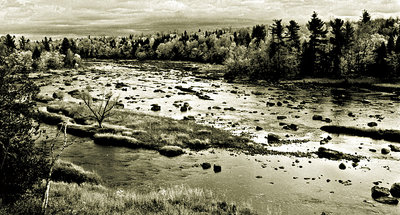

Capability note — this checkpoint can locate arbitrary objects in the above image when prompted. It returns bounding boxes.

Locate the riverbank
[1,161,256,215]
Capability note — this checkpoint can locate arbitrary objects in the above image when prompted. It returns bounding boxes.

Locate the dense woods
[1,11,400,82]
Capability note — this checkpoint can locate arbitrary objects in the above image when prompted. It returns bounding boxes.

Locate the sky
[1,0,400,39]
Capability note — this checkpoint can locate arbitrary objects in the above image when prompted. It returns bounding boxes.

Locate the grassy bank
[1,159,256,214]
[1,182,255,215]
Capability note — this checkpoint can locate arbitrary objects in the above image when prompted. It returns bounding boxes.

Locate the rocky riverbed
[34,60,400,214]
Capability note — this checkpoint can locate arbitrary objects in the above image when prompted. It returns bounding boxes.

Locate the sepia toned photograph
[1,0,400,214]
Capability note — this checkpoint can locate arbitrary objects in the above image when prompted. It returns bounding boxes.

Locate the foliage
[0,51,47,203]
[39,51,65,70]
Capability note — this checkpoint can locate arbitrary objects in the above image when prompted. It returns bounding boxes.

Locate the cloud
[1,0,400,38]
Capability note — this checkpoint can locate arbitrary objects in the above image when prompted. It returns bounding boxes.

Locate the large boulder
[201,162,211,170]
[312,115,323,121]
[159,146,184,157]
[390,183,400,198]
[381,148,390,155]
[371,186,390,199]
[213,164,222,173]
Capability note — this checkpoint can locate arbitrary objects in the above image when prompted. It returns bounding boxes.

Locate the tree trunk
[41,166,53,215]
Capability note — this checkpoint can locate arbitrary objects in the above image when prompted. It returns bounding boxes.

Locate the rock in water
[312,115,323,120]
[268,133,280,143]
[381,148,390,154]
[339,163,346,170]
[158,146,184,157]
[201,162,211,170]
[371,186,390,199]
[389,144,400,152]
[213,164,222,173]
[151,104,161,111]
[374,196,399,205]
[390,183,400,198]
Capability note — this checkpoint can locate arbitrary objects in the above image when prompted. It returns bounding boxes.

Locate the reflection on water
[331,88,352,106]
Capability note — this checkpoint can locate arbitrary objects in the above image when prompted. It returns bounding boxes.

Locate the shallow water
[39,60,400,214]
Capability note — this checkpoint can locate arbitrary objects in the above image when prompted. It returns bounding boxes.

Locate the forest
[1,10,400,82]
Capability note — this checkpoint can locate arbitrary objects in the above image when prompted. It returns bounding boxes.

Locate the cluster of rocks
[371,183,400,205]
[319,135,332,145]
[312,115,332,123]
[200,162,222,173]
[279,122,299,131]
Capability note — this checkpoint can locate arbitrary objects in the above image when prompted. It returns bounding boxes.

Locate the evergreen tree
[252,25,266,44]
[361,9,371,23]
[308,12,328,49]
[270,19,285,57]
[19,36,27,50]
[395,36,400,53]
[43,37,50,52]
[286,20,301,50]
[330,18,345,77]
[343,21,355,49]
[4,34,16,53]
[60,38,70,55]
[32,46,41,60]
[372,42,389,78]
[303,12,328,76]
[387,35,395,53]
[271,19,284,45]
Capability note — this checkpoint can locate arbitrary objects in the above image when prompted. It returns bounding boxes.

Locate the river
[39,60,400,214]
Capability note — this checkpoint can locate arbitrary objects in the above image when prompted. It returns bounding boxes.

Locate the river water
[39,60,400,214]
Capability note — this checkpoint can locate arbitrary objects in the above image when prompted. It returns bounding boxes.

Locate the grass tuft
[52,160,102,185]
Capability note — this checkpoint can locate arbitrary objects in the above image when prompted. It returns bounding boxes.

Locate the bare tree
[79,90,119,128]
[41,122,72,214]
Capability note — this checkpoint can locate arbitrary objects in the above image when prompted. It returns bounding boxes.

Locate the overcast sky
[1,0,400,39]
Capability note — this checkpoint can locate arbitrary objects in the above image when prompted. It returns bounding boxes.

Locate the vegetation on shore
[39,100,318,159]
[1,161,255,215]
[40,101,252,151]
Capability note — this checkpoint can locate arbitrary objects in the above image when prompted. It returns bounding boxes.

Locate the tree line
[1,10,400,80]
[225,10,400,81]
